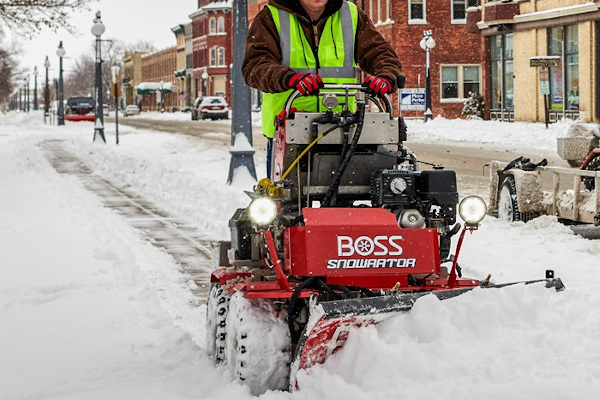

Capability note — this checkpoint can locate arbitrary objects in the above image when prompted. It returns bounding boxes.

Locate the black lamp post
[420,30,436,122]
[33,66,39,110]
[202,70,208,96]
[44,56,50,124]
[24,76,30,112]
[111,65,120,144]
[92,11,106,143]
[57,41,66,126]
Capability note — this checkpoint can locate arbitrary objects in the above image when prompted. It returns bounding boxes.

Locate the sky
[4,0,196,82]
[2,109,600,399]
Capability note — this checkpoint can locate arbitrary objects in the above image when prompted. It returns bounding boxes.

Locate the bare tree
[126,39,156,54]
[64,38,158,101]
[0,0,93,35]
[0,41,18,105]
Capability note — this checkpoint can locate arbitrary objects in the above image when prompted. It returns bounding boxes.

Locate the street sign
[399,88,426,111]
[539,67,550,95]
[530,57,561,68]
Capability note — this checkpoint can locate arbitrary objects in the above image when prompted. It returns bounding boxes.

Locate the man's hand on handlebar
[362,75,392,97]
[289,73,324,96]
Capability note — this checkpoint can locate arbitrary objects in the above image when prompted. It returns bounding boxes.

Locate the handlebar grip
[397,75,406,90]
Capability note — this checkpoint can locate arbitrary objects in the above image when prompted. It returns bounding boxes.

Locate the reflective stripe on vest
[262,1,358,138]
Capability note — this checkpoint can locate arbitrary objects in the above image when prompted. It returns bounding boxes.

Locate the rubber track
[41,139,213,301]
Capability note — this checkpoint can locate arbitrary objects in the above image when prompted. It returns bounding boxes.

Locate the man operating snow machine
[206,83,565,396]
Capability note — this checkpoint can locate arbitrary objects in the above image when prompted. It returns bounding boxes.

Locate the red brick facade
[191,1,233,105]
[140,47,178,111]
[369,1,485,119]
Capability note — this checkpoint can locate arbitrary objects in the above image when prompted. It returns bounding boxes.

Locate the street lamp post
[201,70,208,96]
[33,66,39,110]
[44,56,50,124]
[92,11,106,143]
[24,76,30,112]
[420,30,436,122]
[159,80,164,112]
[111,66,120,144]
[57,41,66,126]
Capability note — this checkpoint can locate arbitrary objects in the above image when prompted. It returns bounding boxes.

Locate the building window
[217,17,225,33]
[490,33,514,112]
[210,47,216,66]
[441,65,480,100]
[548,25,579,113]
[209,17,216,34]
[451,0,467,23]
[409,0,426,24]
[218,47,225,66]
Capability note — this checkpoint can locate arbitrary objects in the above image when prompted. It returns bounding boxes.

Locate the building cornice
[513,2,600,24]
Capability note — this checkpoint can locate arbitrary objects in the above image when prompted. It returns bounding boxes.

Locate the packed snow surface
[1,111,598,399]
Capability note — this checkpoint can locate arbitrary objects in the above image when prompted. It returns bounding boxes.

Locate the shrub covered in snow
[462,91,485,119]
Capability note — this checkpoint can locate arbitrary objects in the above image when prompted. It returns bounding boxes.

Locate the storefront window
[489,33,513,112]
[549,25,579,112]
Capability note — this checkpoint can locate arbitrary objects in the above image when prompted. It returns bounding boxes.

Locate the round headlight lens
[248,197,278,226]
[459,196,487,226]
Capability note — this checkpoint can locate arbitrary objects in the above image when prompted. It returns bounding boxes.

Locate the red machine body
[284,208,439,287]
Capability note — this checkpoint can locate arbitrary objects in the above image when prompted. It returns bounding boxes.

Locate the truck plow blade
[290,276,564,389]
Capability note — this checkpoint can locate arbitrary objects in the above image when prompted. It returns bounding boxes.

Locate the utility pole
[227,0,257,184]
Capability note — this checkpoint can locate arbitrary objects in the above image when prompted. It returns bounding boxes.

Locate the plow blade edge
[289,277,564,389]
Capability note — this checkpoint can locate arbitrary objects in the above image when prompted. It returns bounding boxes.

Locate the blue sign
[399,89,426,111]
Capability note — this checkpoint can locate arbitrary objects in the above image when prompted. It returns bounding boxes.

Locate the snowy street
[1,111,600,399]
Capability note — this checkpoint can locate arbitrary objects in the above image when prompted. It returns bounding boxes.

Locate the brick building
[470,0,600,123]
[140,46,178,111]
[172,24,189,110]
[364,0,483,119]
[190,0,233,104]
[123,51,145,107]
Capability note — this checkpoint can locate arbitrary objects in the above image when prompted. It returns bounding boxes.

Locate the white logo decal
[337,235,404,257]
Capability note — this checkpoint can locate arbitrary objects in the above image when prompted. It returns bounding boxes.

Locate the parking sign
[399,89,426,111]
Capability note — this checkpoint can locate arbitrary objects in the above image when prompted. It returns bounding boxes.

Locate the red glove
[289,73,324,95]
[363,75,392,96]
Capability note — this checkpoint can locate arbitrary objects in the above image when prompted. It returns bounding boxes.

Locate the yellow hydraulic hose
[280,133,325,181]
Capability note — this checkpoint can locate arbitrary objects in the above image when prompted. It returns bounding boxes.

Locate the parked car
[123,105,140,117]
[194,96,229,120]
[191,96,203,120]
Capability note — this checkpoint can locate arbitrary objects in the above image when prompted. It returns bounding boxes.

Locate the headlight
[459,196,487,226]
[248,197,278,226]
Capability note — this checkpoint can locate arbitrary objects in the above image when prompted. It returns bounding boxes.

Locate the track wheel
[206,283,230,364]
[226,292,291,396]
[583,156,600,191]
[497,177,535,222]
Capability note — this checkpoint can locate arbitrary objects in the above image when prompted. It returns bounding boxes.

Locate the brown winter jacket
[242,0,402,94]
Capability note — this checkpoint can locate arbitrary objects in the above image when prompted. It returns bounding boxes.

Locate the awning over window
[136,82,175,94]
[174,69,186,78]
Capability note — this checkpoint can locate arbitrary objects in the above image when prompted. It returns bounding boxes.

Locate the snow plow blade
[291,275,564,388]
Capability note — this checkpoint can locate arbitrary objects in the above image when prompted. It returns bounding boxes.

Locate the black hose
[321,102,366,207]
[327,284,352,299]
[314,278,343,300]
[287,277,317,343]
